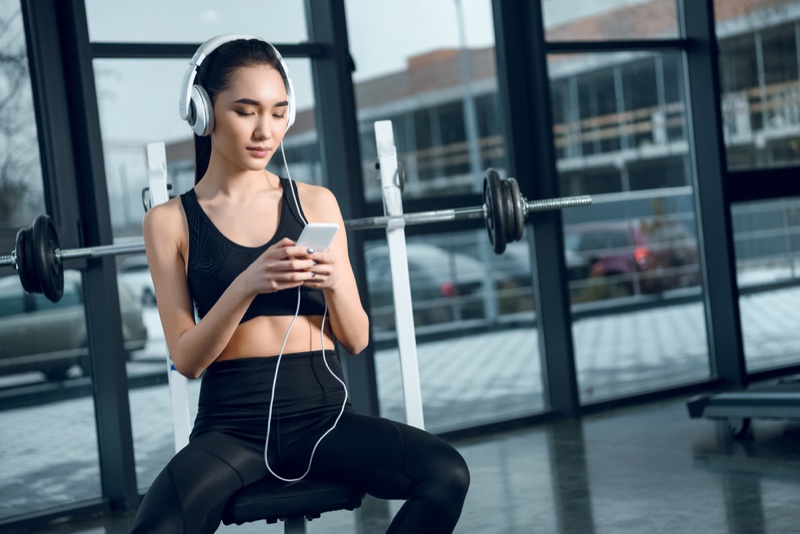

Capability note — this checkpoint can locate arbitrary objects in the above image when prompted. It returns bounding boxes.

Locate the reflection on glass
[549,50,710,401]
[543,0,678,41]
[346,0,502,200]
[715,0,800,169]
[0,271,102,517]
[85,0,307,44]
[366,230,542,432]
[0,1,45,228]
[733,197,800,371]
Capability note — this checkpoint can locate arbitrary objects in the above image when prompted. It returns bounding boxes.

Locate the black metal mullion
[305,0,380,418]
[680,0,747,387]
[90,41,323,59]
[492,0,580,417]
[546,38,686,53]
[54,0,139,511]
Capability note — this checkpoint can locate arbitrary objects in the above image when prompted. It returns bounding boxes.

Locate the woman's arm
[143,200,316,378]
[300,185,370,354]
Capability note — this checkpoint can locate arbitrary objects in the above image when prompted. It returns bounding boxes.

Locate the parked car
[564,218,700,297]
[0,271,148,381]
[365,243,507,330]
[118,254,156,305]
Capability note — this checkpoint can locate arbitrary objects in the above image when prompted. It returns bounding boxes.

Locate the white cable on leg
[374,120,425,430]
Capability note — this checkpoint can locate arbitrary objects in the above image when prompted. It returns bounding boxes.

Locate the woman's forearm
[324,285,370,354]
[171,276,255,378]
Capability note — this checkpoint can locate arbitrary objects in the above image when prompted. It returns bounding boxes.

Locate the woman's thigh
[308,413,466,500]
[132,431,267,533]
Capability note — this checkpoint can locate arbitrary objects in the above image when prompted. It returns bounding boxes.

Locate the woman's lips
[247,147,270,158]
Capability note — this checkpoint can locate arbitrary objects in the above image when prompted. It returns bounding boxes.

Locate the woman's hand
[303,247,340,290]
[241,237,318,295]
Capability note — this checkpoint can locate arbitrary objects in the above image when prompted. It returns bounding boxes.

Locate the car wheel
[43,365,72,382]
[142,288,156,306]
[605,271,634,297]
[80,355,93,377]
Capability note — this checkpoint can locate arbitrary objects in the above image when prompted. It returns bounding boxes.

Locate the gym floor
[15,395,800,534]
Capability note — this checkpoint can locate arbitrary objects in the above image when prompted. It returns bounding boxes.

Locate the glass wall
[345,0,544,431]
[0,0,45,229]
[732,197,800,371]
[543,0,679,41]
[713,0,800,373]
[85,0,308,43]
[545,12,712,401]
[715,0,800,170]
[0,0,101,519]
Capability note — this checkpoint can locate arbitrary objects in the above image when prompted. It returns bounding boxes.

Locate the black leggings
[131,352,470,533]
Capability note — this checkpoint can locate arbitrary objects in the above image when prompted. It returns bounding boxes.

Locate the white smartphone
[296,223,339,252]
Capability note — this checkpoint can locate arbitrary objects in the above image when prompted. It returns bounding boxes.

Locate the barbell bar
[0,168,591,302]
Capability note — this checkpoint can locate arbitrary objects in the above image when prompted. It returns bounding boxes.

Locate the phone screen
[296,223,339,252]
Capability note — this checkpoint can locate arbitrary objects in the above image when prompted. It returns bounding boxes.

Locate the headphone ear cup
[190,85,214,136]
[285,77,296,133]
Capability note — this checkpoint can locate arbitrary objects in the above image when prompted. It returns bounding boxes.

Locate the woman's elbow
[169,351,204,379]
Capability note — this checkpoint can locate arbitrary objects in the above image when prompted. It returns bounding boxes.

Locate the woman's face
[210,64,289,172]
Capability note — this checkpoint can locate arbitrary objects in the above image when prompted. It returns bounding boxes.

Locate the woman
[131,36,469,533]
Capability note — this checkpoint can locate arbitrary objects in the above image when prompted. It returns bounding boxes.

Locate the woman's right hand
[241,237,316,296]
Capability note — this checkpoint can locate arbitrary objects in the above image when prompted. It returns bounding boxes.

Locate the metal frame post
[491,0,580,417]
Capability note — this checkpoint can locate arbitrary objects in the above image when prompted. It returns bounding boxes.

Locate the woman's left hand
[303,249,340,289]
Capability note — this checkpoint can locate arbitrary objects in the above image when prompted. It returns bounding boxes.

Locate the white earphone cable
[262,142,348,482]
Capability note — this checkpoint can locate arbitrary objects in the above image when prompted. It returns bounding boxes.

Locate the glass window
[0,0,45,230]
[85,0,307,43]
[93,56,320,488]
[732,197,800,371]
[0,271,102,519]
[346,0,544,429]
[346,0,501,201]
[543,0,679,42]
[715,0,800,170]
[366,230,541,432]
[550,50,711,401]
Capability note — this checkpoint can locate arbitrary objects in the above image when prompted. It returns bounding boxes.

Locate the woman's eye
[273,114,286,119]
[235,110,253,116]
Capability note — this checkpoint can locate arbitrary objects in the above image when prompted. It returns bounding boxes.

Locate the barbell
[0,168,591,302]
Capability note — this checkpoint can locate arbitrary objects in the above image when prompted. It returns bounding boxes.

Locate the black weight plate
[32,214,63,302]
[501,179,517,246]
[507,177,525,242]
[483,168,508,254]
[25,227,42,294]
[15,227,37,293]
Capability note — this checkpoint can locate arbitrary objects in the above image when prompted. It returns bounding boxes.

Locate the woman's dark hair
[193,39,285,184]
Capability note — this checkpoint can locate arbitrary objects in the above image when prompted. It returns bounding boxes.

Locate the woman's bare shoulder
[142,195,186,243]
[294,181,341,220]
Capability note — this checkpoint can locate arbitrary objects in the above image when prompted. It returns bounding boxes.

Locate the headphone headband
[179,34,295,135]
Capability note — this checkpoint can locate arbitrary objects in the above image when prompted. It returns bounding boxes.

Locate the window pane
[346,0,503,201]
[85,0,307,43]
[346,0,544,429]
[0,1,98,519]
[715,0,800,170]
[0,271,102,518]
[93,56,320,488]
[0,0,45,230]
[543,0,679,42]
[732,197,800,371]
[366,230,541,431]
[550,51,711,402]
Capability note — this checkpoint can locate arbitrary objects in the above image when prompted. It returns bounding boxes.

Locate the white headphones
[179,34,296,137]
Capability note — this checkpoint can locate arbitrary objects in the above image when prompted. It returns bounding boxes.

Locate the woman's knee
[433,445,470,503]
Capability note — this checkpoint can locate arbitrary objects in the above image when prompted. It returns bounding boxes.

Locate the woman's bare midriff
[215,314,337,361]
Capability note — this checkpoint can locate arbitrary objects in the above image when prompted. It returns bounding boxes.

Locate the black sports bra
[180,178,327,322]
